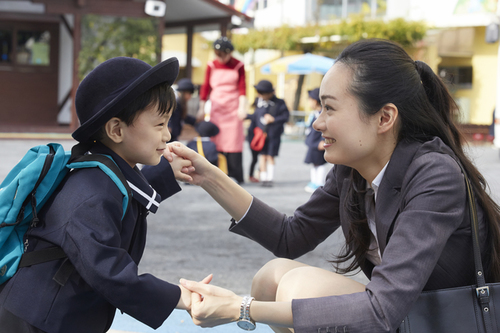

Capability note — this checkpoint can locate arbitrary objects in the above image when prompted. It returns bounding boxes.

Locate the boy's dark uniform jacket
[229,137,490,333]
[0,143,181,333]
[247,96,289,156]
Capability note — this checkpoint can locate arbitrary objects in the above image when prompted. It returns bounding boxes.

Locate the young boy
[168,77,197,142]
[0,57,204,332]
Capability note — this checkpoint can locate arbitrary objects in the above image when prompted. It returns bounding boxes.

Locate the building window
[16,30,50,66]
[320,0,386,20]
[438,66,473,90]
[0,30,12,63]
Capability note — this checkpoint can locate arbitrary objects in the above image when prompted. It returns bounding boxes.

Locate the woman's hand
[165,142,220,186]
[176,274,213,311]
[180,278,242,328]
[165,144,195,182]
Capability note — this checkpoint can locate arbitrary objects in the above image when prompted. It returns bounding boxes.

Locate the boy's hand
[263,113,275,124]
[177,274,213,311]
[180,277,241,327]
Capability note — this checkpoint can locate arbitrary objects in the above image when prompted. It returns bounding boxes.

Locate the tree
[231,17,427,110]
[231,16,427,53]
[79,15,159,80]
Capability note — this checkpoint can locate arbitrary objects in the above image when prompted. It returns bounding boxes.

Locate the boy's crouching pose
[0,57,204,333]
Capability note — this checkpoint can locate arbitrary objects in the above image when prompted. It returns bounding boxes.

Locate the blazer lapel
[375,140,422,255]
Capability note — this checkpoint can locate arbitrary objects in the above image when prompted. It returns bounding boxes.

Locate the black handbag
[398,162,500,332]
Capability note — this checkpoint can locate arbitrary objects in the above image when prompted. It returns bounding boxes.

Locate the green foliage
[79,15,159,80]
[232,17,427,53]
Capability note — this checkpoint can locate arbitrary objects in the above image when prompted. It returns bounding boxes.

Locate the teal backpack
[0,143,131,285]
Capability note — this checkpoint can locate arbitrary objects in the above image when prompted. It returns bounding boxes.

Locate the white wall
[253,0,309,29]
[386,0,496,27]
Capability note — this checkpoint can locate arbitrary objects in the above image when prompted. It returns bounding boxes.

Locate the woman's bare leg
[251,258,365,333]
[251,258,308,301]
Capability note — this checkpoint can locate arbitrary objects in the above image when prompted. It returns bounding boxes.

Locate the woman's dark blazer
[230,137,489,333]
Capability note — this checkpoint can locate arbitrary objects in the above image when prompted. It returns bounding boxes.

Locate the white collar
[370,161,389,201]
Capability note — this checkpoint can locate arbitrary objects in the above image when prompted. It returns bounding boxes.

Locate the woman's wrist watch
[237,296,256,331]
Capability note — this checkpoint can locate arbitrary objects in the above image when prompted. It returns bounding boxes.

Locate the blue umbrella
[261,53,335,75]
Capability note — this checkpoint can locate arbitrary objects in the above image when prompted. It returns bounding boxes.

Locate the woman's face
[313,63,380,170]
[214,50,231,64]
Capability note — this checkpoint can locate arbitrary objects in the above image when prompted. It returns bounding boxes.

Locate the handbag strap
[456,161,494,333]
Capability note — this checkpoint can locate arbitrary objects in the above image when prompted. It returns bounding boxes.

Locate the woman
[168,39,500,332]
[197,37,247,184]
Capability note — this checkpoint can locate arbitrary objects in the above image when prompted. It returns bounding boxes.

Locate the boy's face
[117,104,172,168]
[257,91,274,101]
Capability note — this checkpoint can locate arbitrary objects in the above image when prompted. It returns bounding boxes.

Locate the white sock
[310,166,316,184]
[260,171,267,181]
[267,164,275,181]
[314,164,327,186]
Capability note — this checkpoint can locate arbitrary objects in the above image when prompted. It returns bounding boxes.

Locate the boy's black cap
[72,56,179,142]
[195,121,219,138]
[254,80,274,93]
[308,88,320,103]
[176,78,195,93]
[213,37,234,53]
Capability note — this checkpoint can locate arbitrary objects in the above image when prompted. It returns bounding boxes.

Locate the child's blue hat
[308,88,320,104]
[72,56,179,142]
[176,78,195,93]
[254,80,274,93]
[195,121,219,138]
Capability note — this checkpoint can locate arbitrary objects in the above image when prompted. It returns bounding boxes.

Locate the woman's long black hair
[330,39,500,282]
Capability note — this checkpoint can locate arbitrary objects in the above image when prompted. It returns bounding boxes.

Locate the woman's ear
[104,117,125,143]
[378,103,398,134]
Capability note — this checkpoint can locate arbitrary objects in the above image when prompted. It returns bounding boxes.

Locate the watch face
[237,319,256,331]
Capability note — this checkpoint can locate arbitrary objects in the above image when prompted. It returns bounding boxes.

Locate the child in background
[246,105,261,183]
[304,88,327,193]
[247,80,289,187]
[0,56,207,333]
[187,121,220,167]
[168,78,197,142]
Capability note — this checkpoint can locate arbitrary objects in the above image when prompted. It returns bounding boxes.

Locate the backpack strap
[68,154,131,219]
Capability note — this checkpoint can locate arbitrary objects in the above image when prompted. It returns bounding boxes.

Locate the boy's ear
[378,103,398,134]
[104,117,125,143]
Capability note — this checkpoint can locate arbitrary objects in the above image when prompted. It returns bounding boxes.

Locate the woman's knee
[275,266,365,302]
[251,258,307,301]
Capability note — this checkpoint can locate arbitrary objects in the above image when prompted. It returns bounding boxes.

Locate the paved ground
[1,137,499,333]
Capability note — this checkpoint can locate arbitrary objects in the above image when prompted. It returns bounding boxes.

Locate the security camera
[145,0,166,17]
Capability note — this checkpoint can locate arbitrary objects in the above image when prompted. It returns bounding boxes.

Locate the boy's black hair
[90,82,176,141]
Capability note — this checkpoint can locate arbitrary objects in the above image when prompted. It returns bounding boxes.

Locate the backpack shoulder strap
[68,154,131,220]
